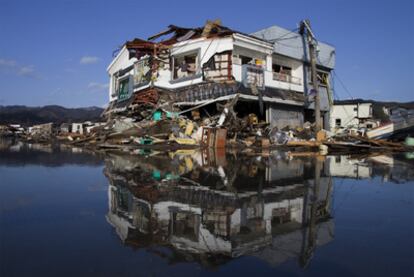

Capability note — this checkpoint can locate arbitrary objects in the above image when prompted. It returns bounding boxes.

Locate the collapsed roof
[123,20,272,60]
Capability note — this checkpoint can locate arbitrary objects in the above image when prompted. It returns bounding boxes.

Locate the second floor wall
[107,34,312,103]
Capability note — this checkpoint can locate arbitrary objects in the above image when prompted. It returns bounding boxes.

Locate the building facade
[106,22,335,129]
[330,99,375,131]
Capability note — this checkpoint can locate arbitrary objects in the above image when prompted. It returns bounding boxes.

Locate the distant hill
[0,105,104,126]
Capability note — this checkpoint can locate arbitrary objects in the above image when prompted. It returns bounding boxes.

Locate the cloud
[80,56,100,64]
[0,58,17,67]
[18,65,36,77]
[0,58,40,78]
[88,82,109,92]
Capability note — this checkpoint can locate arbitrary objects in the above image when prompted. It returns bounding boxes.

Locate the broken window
[203,51,232,81]
[118,78,130,101]
[111,76,118,97]
[335,118,341,127]
[172,52,198,80]
[133,58,151,86]
[271,208,291,226]
[317,71,329,86]
[272,63,301,84]
[272,64,292,76]
[240,55,253,65]
[171,212,200,241]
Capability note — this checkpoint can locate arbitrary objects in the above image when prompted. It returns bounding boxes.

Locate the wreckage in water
[104,20,336,131]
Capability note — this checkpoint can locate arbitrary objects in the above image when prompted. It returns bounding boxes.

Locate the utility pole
[300,20,321,132]
[300,155,322,268]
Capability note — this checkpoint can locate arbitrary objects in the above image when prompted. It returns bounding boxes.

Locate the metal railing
[273,72,302,85]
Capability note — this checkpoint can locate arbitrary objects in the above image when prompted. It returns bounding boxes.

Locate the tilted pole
[301,19,322,131]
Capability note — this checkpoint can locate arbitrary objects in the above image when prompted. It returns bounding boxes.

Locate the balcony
[273,72,301,85]
[242,64,265,89]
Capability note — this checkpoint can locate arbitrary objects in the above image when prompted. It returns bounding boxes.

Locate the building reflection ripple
[104,150,336,268]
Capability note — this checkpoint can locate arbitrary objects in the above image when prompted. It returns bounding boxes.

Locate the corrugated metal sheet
[251,25,335,69]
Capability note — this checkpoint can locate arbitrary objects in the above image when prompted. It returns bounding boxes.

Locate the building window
[354,107,358,112]
[133,58,151,86]
[240,55,253,65]
[118,78,130,101]
[172,52,198,80]
[111,76,118,97]
[335,118,341,127]
[273,64,292,76]
[273,63,301,84]
[317,71,329,86]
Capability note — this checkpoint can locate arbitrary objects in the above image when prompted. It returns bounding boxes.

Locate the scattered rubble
[2,112,413,154]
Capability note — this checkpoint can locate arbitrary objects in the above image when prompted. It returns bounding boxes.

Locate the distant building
[84,122,105,134]
[60,123,71,133]
[71,123,84,134]
[28,123,53,136]
[388,106,414,124]
[71,122,105,135]
[8,124,25,134]
[330,99,376,131]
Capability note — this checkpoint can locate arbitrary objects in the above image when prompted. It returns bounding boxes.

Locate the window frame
[335,118,341,127]
[117,75,131,102]
[171,49,201,81]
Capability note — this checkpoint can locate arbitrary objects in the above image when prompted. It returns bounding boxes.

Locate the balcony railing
[242,64,265,89]
[273,72,302,85]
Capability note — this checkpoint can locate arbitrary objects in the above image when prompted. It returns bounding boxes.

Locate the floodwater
[1,139,413,277]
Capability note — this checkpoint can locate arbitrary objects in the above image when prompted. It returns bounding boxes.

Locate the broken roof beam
[201,19,222,37]
[147,25,197,41]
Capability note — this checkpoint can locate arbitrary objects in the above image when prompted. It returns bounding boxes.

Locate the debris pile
[50,92,413,154]
[26,123,54,142]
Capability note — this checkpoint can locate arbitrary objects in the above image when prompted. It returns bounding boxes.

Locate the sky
[0,0,413,107]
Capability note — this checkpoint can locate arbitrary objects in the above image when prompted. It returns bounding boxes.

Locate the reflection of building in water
[328,155,371,179]
[104,151,334,267]
[327,154,414,183]
[368,154,414,183]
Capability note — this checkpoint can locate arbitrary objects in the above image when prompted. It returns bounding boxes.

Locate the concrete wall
[358,103,372,118]
[251,25,336,70]
[330,103,373,130]
[306,85,331,112]
[71,123,84,134]
[330,104,358,130]
[107,47,137,102]
[268,104,304,129]
[107,33,309,103]
[264,54,304,93]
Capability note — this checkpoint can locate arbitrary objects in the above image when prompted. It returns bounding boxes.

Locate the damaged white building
[105,21,335,130]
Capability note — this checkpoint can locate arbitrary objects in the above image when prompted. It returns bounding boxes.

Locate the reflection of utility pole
[300,156,321,268]
[300,19,321,132]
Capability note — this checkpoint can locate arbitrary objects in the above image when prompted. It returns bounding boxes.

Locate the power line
[265,27,300,42]
[332,70,354,100]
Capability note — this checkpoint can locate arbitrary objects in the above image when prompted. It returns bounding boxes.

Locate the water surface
[1,140,413,276]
